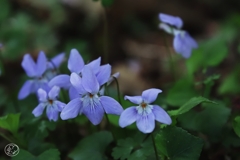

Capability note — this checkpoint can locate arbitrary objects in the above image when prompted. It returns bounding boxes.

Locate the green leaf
[233,116,240,137]
[69,131,113,160]
[166,78,198,107]
[12,149,60,160]
[12,149,35,160]
[0,113,21,134]
[178,102,231,138]
[38,149,60,160]
[112,133,153,160]
[218,66,240,94]
[155,126,204,160]
[101,0,114,7]
[168,97,216,116]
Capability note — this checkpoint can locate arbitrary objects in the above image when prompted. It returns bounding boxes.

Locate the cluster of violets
[18,13,197,134]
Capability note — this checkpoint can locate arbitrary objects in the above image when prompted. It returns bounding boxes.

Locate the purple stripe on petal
[32,103,45,117]
[100,96,123,115]
[124,96,143,105]
[37,88,48,102]
[136,113,155,134]
[81,66,99,94]
[48,86,60,100]
[119,107,137,128]
[18,80,33,100]
[86,57,101,74]
[152,105,172,125]
[159,13,183,29]
[21,54,37,77]
[82,101,104,125]
[96,64,111,86]
[142,88,162,103]
[36,51,47,77]
[61,98,82,120]
[46,105,59,121]
[68,49,85,73]
[48,74,71,89]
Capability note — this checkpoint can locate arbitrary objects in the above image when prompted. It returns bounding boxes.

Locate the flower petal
[21,54,37,77]
[55,100,66,111]
[152,105,172,125]
[49,53,65,69]
[159,13,183,28]
[18,80,33,100]
[119,107,137,128]
[173,32,198,59]
[60,98,82,120]
[37,88,48,102]
[81,66,99,93]
[124,96,143,104]
[107,72,120,85]
[69,86,79,100]
[82,101,104,125]
[136,113,155,133]
[68,49,85,73]
[36,51,47,77]
[48,74,71,89]
[70,73,86,94]
[96,64,111,86]
[100,96,123,115]
[48,86,60,100]
[46,105,59,121]
[142,88,162,103]
[159,23,173,34]
[32,103,45,117]
[85,57,101,74]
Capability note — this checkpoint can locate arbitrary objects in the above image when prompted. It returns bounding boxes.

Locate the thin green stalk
[102,8,109,63]
[113,77,122,105]
[0,133,14,143]
[151,134,159,160]
[163,34,176,81]
[105,113,116,140]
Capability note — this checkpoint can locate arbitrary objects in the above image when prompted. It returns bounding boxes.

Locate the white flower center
[82,93,100,108]
[136,102,153,116]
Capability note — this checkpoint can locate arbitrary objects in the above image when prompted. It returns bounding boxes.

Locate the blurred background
[0,0,240,159]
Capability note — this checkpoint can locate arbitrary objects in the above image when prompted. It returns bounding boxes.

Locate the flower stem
[113,77,122,105]
[102,8,109,63]
[151,134,159,160]
[163,35,176,81]
[105,113,116,140]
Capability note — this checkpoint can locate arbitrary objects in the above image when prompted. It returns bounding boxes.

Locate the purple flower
[60,66,123,125]
[159,13,183,29]
[49,49,112,100]
[159,13,198,58]
[18,51,49,100]
[173,31,198,58]
[119,89,172,133]
[45,53,65,80]
[32,86,66,121]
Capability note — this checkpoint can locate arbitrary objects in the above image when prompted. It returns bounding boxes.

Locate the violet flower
[60,66,123,125]
[159,13,198,58]
[48,49,101,100]
[32,86,66,121]
[119,88,172,133]
[18,51,49,100]
[45,53,65,80]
